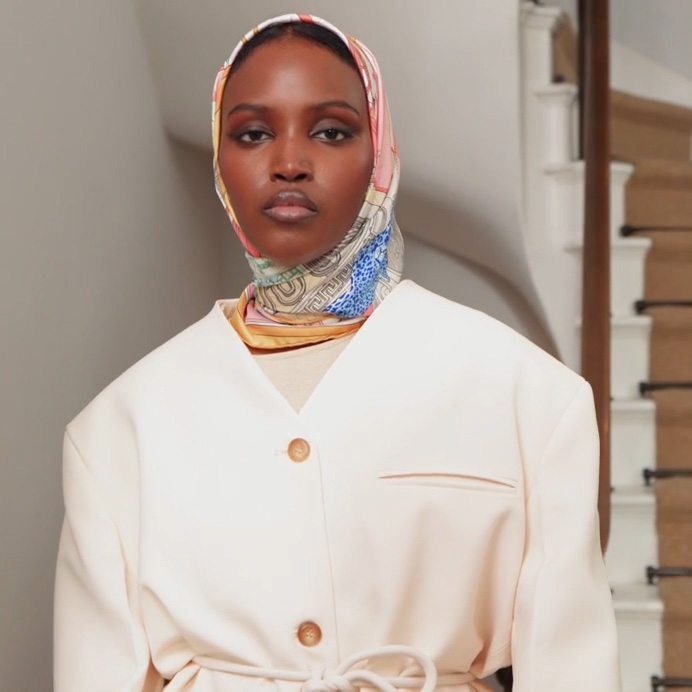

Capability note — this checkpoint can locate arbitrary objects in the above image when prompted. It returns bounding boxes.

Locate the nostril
[274,171,309,182]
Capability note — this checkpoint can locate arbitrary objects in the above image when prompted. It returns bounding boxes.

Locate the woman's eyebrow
[311,100,361,115]
[226,100,361,119]
[226,103,268,118]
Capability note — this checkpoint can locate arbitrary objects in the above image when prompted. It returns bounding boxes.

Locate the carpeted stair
[630,214,692,686]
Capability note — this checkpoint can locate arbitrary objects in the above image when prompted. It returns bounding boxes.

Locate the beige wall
[0,2,227,690]
[221,234,554,352]
[403,238,555,354]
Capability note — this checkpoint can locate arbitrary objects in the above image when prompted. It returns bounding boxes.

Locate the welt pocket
[376,470,518,493]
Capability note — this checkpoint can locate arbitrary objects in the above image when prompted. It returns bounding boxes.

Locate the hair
[231,22,360,74]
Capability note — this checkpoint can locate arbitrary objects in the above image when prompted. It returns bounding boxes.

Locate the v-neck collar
[207,280,413,421]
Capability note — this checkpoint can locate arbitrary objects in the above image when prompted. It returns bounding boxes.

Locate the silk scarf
[212,14,403,350]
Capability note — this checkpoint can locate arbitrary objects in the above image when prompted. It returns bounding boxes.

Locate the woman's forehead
[222,37,367,111]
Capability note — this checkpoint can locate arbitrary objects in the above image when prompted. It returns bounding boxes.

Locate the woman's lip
[263,205,318,223]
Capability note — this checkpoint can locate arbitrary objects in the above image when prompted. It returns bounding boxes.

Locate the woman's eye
[314,127,352,142]
[235,130,271,143]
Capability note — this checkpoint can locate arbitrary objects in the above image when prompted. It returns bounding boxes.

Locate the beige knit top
[252,335,354,412]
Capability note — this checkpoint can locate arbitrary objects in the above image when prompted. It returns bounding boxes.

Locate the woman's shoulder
[391,280,581,385]
[392,281,592,455]
[68,301,232,432]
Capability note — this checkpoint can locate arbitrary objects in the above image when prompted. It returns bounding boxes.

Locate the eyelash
[232,127,354,144]
[314,127,353,142]
[234,130,271,143]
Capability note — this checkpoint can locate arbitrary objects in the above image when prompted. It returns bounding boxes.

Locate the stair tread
[612,314,652,327]
[612,89,692,130]
[662,619,692,679]
[612,486,655,505]
[649,306,692,328]
[644,230,692,305]
[627,158,692,226]
[567,236,652,250]
[651,388,692,412]
[612,399,656,412]
[611,582,663,612]
[661,579,692,617]
[644,230,692,249]
[629,159,692,186]
[544,159,634,175]
[649,306,692,381]
[578,314,651,328]
[534,83,577,98]
[657,477,692,506]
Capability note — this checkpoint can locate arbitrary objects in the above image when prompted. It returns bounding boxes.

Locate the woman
[54,14,621,692]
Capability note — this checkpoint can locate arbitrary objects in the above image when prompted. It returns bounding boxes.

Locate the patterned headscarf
[212,14,403,350]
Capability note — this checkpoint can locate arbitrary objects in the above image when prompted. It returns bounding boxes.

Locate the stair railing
[578,0,611,551]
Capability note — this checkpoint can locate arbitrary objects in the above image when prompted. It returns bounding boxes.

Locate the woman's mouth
[263,190,318,223]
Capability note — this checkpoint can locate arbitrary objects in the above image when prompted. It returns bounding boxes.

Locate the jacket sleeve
[511,380,622,691]
[54,431,163,692]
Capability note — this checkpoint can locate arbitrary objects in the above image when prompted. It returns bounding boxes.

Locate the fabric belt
[194,645,476,692]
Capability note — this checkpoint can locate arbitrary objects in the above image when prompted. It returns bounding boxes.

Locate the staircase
[627,193,692,689]
[522,4,692,690]
[610,57,692,692]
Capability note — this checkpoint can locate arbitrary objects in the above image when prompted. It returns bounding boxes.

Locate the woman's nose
[270,138,312,182]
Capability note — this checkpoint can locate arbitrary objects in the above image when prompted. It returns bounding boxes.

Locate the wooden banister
[578,0,611,552]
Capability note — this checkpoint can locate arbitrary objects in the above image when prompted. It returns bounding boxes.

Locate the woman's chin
[252,235,345,268]
[261,249,325,268]
[243,220,352,268]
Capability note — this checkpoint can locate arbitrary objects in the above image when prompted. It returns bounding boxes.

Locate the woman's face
[219,37,374,267]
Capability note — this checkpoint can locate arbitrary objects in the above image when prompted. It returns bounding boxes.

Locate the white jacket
[54,281,621,692]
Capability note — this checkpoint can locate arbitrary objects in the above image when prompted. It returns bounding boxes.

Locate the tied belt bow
[194,644,476,692]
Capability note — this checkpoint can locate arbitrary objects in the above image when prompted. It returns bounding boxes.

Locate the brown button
[297,621,322,647]
[288,438,311,463]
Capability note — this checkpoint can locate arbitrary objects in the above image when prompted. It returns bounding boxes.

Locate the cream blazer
[54,281,621,692]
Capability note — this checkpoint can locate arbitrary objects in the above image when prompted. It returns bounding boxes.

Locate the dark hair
[232,22,359,74]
